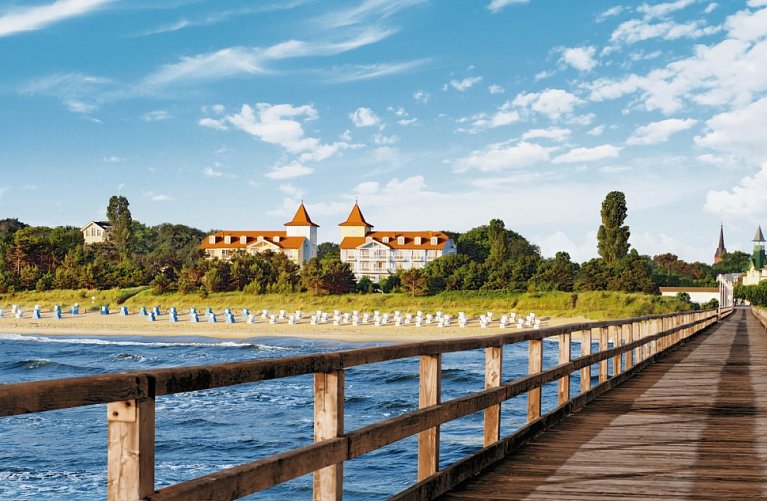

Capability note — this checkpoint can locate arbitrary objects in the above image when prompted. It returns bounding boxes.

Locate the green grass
[0,288,691,320]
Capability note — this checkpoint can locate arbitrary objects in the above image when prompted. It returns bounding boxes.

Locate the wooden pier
[0,306,748,500]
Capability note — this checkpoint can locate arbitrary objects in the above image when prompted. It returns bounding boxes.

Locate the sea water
[0,333,588,500]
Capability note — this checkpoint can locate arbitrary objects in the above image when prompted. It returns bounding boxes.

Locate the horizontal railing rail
[0,308,729,501]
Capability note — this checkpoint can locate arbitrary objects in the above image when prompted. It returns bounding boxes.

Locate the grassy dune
[0,288,690,321]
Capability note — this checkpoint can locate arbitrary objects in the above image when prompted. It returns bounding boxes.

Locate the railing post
[610,325,622,376]
[418,354,441,480]
[623,323,633,370]
[314,370,344,501]
[557,332,571,405]
[598,327,609,383]
[483,346,502,446]
[580,329,592,393]
[527,339,543,421]
[107,378,155,501]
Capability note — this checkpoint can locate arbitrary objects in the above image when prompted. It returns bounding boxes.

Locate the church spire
[714,224,727,264]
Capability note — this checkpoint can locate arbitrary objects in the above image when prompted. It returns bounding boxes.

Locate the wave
[0,333,290,351]
[1,358,100,373]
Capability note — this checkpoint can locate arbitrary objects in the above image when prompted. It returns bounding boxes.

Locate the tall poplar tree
[597,191,630,265]
[106,195,133,255]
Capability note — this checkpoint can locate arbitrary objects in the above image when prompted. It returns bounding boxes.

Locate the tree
[597,191,630,265]
[400,268,427,296]
[317,242,340,260]
[106,195,133,255]
[530,251,579,292]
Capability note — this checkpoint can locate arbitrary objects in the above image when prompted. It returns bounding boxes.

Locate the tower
[714,224,727,264]
[339,202,373,239]
[753,225,766,271]
[284,203,319,259]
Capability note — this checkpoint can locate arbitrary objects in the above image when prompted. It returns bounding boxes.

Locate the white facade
[81,221,111,245]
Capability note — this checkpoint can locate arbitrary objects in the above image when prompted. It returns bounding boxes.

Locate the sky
[2,0,767,264]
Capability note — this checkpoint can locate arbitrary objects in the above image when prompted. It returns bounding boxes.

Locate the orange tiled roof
[284,203,319,227]
[339,203,373,227]
[201,231,305,250]
[340,231,452,250]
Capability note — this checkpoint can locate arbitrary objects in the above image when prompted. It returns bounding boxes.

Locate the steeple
[339,202,373,239]
[753,225,767,271]
[284,202,319,227]
[714,224,727,264]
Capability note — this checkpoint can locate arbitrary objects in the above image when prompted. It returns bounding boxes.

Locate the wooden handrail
[0,308,724,501]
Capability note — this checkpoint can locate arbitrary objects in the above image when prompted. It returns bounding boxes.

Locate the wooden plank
[483,346,502,447]
[527,340,543,421]
[313,371,344,501]
[419,354,441,480]
[107,395,154,501]
[557,333,571,405]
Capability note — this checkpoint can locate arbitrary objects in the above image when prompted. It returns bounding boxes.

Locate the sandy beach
[0,310,594,344]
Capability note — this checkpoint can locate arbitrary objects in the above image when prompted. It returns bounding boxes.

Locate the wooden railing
[0,308,729,501]
[752,305,767,328]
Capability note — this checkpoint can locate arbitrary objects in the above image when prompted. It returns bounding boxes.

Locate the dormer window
[224,236,232,245]
[382,237,389,243]
[431,237,438,245]
[208,235,216,244]
[366,236,373,243]
[240,236,248,244]
[414,237,422,245]
[257,236,264,242]
[273,236,280,243]
[397,236,405,245]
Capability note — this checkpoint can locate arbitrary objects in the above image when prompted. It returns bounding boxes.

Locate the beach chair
[208,313,217,323]
[147,312,156,322]
[362,313,370,324]
[247,314,256,324]
[190,313,199,323]
[310,315,317,325]
[269,315,277,324]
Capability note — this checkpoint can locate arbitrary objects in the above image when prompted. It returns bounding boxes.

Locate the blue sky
[2,0,767,263]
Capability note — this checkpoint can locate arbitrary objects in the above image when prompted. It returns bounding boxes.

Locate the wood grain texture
[313,371,344,501]
[419,354,441,480]
[484,346,503,447]
[438,308,767,501]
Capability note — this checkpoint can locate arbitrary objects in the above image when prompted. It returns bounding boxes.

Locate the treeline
[0,193,749,297]
[735,283,767,306]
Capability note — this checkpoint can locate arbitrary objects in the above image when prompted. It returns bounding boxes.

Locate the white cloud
[265,162,314,179]
[398,118,418,126]
[318,0,427,29]
[610,18,721,46]
[143,110,170,122]
[448,76,483,92]
[694,97,767,164]
[373,134,400,145]
[103,155,122,163]
[0,0,113,38]
[627,118,697,145]
[597,6,624,22]
[561,46,597,72]
[340,129,353,141]
[512,88,584,120]
[325,60,427,82]
[487,0,529,13]
[459,107,520,133]
[228,103,319,153]
[552,144,622,164]
[413,90,430,104]
[349,107,381,127]
[488,84,505,94]
[199,117,228,130]
[587,125,606,136]
[203,164,236,178]
[141,28,393,89]
[521,127,572,142]
[455,140,550,172]
[637,0,695,19]
[144,191,173,202]
[66,100,97,114]
[298,142,359,162]
[705,162,767,217]
[704,3,718,14]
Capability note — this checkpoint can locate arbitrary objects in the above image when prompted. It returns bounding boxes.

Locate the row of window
[344,250,441,260]
[209,235,282,245]
[373,236,439,245]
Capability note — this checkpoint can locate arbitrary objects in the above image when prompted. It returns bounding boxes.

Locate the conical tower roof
[714,225,727,261]
[754,225,765,242]
[339,202,373,227]
[284,203,319,227]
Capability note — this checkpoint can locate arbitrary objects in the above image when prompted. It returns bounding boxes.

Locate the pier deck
[439,307,767,500]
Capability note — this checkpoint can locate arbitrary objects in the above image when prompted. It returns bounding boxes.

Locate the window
[209,235,216,244]
[221,249,230,258]
[397,236,405,245]
[240,236,248,244]
[273,236,280,242]
[414,237,422,245]
[382,236,390,243]
[224,236,232,244]
[431,237,438,245]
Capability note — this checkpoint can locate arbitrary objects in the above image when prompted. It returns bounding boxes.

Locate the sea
[0,333,589,500]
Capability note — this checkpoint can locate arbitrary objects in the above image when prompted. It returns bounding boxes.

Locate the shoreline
[0,311,595,344]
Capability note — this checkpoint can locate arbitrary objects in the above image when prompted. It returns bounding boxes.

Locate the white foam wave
[0,333,289,351]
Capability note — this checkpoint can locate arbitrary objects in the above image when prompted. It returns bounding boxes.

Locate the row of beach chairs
[0,304,543,329]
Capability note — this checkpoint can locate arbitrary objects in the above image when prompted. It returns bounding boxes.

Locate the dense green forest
[0,193,748,298]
